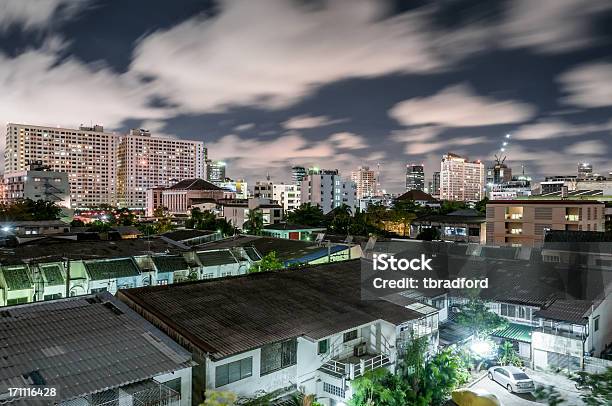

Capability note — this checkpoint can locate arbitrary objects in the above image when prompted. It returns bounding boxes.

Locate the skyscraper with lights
[439,153,485,201]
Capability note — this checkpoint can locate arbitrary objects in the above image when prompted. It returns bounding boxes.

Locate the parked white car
[487,366,535,393]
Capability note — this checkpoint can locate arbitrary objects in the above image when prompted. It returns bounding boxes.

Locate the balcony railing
[505,213,523,220]
[60,382,180,406]
[565,215,580,221]
[319,353,391,380]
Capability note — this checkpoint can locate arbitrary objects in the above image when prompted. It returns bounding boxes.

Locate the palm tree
[244,209,264,235]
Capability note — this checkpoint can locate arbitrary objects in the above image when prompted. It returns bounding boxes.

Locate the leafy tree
[575,367,612,405]
[244,209,264,235]
[474,197,489,216]
[287,203,325,227]
[115,207,137,226]
[248,251,283,273]
[202,390,237,406]
[70,219,86,227]
[88,220,113,232]
[423,350,470,406]
[534,385,566,406]
[288,393,322,406]
[349,368,408,406]
[215,218,237,237]
[416,227,440,241]
[438,200,468,215]
[455,297,508,339]
[0,199,62,221]
[328,204,352,234]
[497,341,522,367]
[152,206,173,233]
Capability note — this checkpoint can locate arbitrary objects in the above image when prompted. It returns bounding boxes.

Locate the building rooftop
[263,223,326,231]
[0,237,182,264]
[196,235,348,263]
[118,260,424,360]
[0,293,192,405]
[411,210,485,224]
[167,178,223,191]
[396,190,437,202]
[152,255,190,273]
[488,200,604,205]
[0,265,32,291]
[85,258,140,281]
[534,299,595,325]
[196,249,238,266]
[161,229,217,242]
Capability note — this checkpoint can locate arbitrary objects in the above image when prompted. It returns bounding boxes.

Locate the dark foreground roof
[0,293,191,405]
[396,190,437,202]
[162,229,216,242]
[263,223,325,231]
[118,260,423,360]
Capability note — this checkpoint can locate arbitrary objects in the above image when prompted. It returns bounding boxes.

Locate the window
[43,293,62,301]
[90,287,108,293]
[323,382,345,398]
[215,357,252,387]
[343,330,358,343]
[7,297,29,305]
[164,377,181,394]
[318,339,329,355]
[260,338,297,375]
[594,316,600,332]
[501,303,516,318]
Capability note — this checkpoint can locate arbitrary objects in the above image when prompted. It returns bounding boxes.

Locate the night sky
[1,0,611,192]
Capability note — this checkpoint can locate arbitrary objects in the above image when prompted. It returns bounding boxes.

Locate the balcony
[505,213,523,220]
[319,352,391,380]
[565,214,580,221]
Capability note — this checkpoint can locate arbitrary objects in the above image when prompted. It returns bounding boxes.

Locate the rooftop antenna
[494,133,511,165]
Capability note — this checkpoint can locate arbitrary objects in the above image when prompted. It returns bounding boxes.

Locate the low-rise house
[0,292,193,405]
[218,198,284,230]
[118,260,438,405]
[34,263,66,301]
[84,258,141,294]
[0,220,70,238]
[410,209,486,242]
[261,223,326,241]
[195,249,249,278]
[151,255,192,285]
[395,189,441,208]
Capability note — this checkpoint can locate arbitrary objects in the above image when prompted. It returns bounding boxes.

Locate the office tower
[116,129,205,209]
[5,123,118,208]
[578,162,593,179]
[439,153,485,201]
[350,166,376,199]
[206,160,226,184]
[432,171,440,197]
[405,164,425,191]
[291,166,307,185]
[300,168,356,214]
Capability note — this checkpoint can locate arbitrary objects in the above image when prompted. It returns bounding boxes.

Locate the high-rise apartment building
[1,161,70,207]
[350,166,376,199]
[206,160,226,184]
[291,166,307,185]
[116,129,205,209]
[405,164,425,191]
[439,153,485,201]
[430,171,440,198]
[272,183,301,212]
[300,168,356,214]
[5,123,118,208]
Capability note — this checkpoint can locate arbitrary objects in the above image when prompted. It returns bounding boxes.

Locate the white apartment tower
[117,129,205,209]
[350,166,376,199]
[439,153,485,201]
[300,168,356,214]
[5,123,118,208]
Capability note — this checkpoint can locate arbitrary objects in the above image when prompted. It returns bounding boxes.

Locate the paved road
[469,369,584,406]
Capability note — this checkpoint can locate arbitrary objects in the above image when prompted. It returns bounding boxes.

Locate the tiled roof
[85,258,140,281]
[534,299,594,324]
[162,229,215,242]
[119,259,424,360]
[0,293,192,404]
[396,190,437,202]
[196,250,237,266]
[1,266,32,291]
[41,265,64,286]
[152,255,190,273]
[168,178,223,191]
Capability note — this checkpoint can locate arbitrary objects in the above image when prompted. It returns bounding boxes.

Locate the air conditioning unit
[354,342,367,357]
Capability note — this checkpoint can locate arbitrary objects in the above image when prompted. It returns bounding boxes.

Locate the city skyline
[0,0,611,193]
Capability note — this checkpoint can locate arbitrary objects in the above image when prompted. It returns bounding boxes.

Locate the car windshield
[513,373,530,380]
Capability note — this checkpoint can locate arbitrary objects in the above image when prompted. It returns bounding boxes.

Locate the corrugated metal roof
[534,299,594,324]
[119,259,424,360]
[0,293,192,404]
[243,247,262,261]
[492,323,534,343]
[85,258,140,280]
